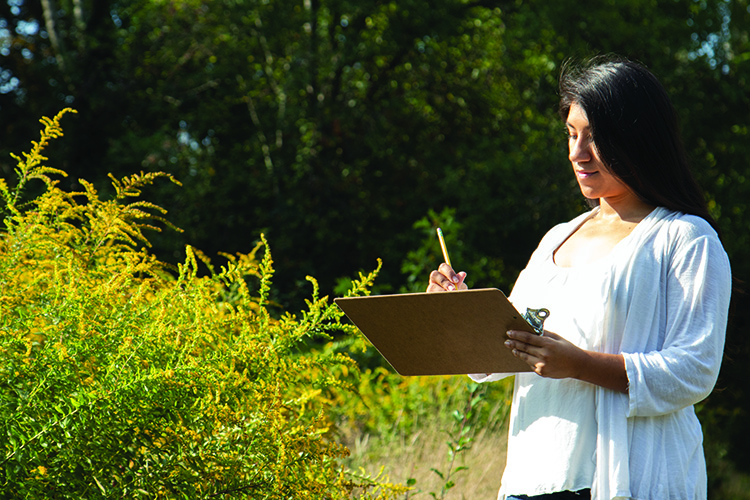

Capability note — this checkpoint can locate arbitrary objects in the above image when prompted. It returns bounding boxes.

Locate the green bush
[0,110,406,499]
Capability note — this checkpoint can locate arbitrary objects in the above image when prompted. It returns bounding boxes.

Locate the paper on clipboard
[334,288,544,376]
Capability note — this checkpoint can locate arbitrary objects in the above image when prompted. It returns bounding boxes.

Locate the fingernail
[452,276,459,284]
[506,331,515,338]
[504,340,511,347]
[447,284,455,291]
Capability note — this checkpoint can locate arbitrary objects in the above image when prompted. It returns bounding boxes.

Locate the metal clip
[523,307,550,335]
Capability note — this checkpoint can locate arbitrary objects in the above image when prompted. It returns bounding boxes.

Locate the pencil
[436,227,452,268]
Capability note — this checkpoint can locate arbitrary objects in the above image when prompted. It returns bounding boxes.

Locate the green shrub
[0,110,406,499]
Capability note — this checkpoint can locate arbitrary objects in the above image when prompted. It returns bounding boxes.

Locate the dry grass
[343,412,509,499]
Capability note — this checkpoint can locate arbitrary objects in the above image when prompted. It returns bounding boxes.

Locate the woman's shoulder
[645,208,728,267]
[650,208,721,243]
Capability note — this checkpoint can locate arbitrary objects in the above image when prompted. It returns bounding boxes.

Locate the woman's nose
[569,137,592,163]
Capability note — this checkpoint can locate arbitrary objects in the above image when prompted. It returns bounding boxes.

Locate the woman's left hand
[505,329,629,393]
[504,329,583,379]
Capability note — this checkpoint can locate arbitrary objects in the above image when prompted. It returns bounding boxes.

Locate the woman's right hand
[427,263,468,292]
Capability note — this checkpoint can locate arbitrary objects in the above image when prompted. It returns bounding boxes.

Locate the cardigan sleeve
[623,233,731,417]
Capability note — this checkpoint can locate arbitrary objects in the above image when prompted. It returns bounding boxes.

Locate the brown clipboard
[334,288,540,376]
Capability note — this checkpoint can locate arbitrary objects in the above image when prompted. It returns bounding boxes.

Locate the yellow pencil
[436,227,452,268]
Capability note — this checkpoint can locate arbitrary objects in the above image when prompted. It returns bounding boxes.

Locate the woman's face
[566,103,631,202]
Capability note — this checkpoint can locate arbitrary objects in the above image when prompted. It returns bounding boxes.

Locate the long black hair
[558,55,718,232]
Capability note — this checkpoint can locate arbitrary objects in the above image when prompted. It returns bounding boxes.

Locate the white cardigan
[473,207,732,500]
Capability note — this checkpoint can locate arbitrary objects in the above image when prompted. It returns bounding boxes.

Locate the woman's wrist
[576,350,628,393]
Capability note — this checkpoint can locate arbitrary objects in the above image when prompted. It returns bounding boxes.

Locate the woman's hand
[505,329,629,393]
[427,263,468,292]
[504,330,583,379]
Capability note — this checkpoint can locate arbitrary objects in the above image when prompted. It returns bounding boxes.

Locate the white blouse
[472,207,732,500]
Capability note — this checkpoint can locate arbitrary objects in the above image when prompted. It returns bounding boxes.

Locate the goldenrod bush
[0,110,406,499]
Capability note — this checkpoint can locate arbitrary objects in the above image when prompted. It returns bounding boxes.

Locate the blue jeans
[506,490,591,500]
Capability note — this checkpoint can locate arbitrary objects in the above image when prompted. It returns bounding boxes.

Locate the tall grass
[336,374,513,499]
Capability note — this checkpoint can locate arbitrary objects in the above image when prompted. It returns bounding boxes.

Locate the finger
[456,271,468,290]
[507,329,543,345]
[508,344,541,369]
[428,269,456,291]
[438,263,461,284]
[505,338,542,358]
[539,330,560,340]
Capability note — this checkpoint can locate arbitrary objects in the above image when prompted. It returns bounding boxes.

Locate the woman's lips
[576,170,599,179]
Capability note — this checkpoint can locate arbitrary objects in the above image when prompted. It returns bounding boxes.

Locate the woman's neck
[597,194,655,224]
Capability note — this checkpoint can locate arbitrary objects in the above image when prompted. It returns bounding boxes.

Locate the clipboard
[334,288,546,376]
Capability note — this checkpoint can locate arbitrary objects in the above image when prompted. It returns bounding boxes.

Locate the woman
[427,56,732,500]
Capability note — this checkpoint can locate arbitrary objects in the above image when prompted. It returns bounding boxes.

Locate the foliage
[0,0,576,302]
[0,111,408,499]
[400,207,511,293]
[4,0,747,299]
[2,0,750,492]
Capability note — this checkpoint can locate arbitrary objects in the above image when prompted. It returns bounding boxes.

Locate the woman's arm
[623,234,731,416]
